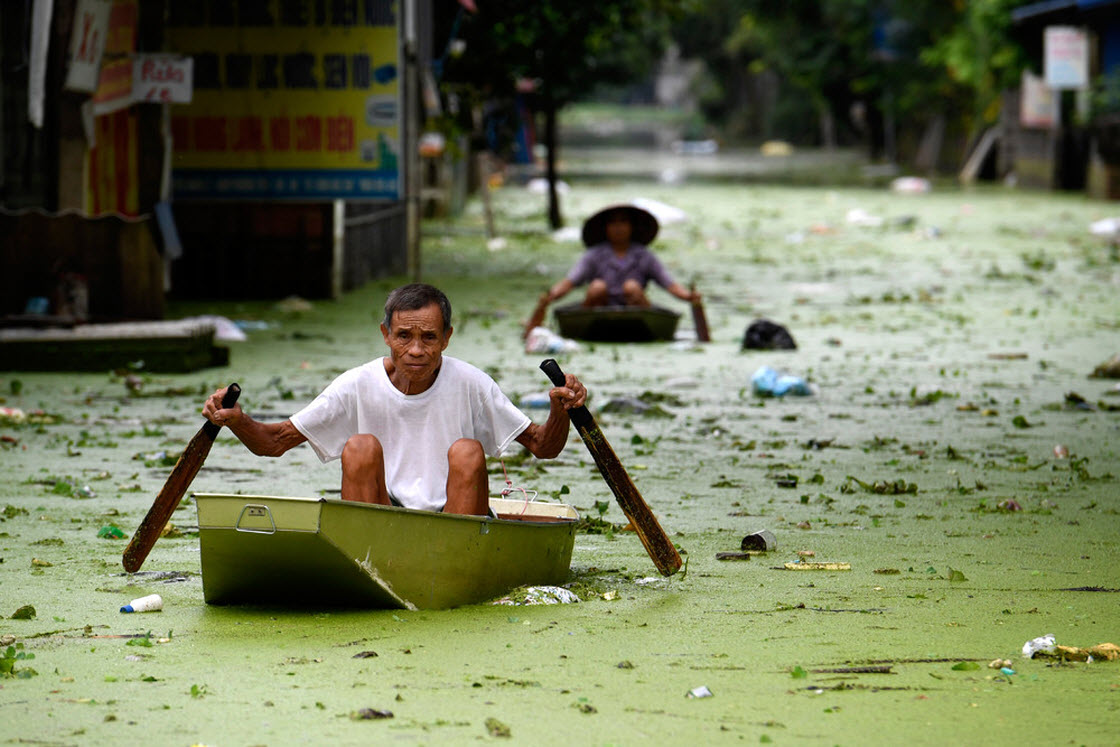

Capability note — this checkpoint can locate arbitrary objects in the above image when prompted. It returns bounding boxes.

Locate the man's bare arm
[202,387,307,457]
[514,373,585,459]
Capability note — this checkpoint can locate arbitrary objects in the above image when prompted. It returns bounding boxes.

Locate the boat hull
[194,494,579,610]
[554,303,680,342]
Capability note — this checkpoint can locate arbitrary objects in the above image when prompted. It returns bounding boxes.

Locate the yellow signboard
[166,1,400,200]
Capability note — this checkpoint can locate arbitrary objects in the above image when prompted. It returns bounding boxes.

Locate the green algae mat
[2,178,1118,744]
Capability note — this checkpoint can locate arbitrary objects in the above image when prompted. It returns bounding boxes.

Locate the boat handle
[235,504,276,534]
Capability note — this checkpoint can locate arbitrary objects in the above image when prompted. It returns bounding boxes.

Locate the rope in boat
[498,460,537,516]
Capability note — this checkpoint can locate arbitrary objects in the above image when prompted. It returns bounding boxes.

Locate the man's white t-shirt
[289,356,531,512]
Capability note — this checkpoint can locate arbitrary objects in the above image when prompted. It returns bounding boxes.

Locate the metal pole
[403,0,421,281]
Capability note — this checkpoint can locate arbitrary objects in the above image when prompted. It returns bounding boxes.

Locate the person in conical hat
[542,204,699,308]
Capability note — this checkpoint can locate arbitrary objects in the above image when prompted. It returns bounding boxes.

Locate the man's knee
[447,438,485,473]
[342,434,383,470]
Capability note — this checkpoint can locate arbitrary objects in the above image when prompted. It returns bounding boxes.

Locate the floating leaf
[10,605,36,620]
[951,661,980,671]
[948,568,968,583]
[790,666,808,679]
[485,717,511,737]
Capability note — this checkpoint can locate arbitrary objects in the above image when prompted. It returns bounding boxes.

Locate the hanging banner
[85,108,140,216]
[166,1,401,201]
[29,0,54,127]
[65,0,113,92]
[133,55,193,104]
[1020,71,1057,129]
[89,0,138,116]
[1044,26,1089,90]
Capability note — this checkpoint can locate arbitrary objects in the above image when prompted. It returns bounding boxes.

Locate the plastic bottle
[751,366,810,397]
[120,594,163,613]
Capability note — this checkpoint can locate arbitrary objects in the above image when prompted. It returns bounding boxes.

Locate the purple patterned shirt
[566,243,676,304]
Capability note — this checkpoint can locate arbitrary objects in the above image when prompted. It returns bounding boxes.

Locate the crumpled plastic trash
[630,197,688,226]
[686,685,714,698]
[518,391,551,409]
[891,176,931,194]
[846,208,884,227]
[1089,217,1120,237]
[1024,639,1120,662]
[1022,634,1057,658]
[527,177,569,194]
[493,586,580,606]
[751,366,812,397]
[524,326,581,354]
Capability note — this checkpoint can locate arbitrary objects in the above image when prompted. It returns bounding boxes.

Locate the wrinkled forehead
[388,303,447,333]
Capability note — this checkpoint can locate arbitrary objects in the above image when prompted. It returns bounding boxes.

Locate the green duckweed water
[2,176,1119,745]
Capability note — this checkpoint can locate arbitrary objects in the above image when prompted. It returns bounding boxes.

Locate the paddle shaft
[690,283,710,342]
[540,360,681,576]
[122,383,241,572]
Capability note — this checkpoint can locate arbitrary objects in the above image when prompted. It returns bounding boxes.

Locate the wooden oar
[523,291,550,340]
[539,360,681,576]
[122,383,241,572]
[690,282,710,342]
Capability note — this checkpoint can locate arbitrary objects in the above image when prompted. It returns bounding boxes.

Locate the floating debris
[492,586,579,606]
[1089,354,1120,379]
[120,594,162,613]
[784,561,851,571]
[741,529,777,552]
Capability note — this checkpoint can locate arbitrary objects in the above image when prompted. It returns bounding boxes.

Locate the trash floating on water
[846,208,883,227]
[989,658,1012,669]
[686,685,713,698]
[492,586,579,606]
[1025,639,1120,662]
[1090,353,1120,379]
[10,605,36,620]
[751,366,811,397]
[741,319,797,350]
[715,552,752,561]
[891,176,931,194]
[783,561,851,571]
[759,140,792,157]
[1022,634,1056,659]
[1089,217,1120,237]
[524,326,581,354]
[120,594,163,613]
[741,529,777,553]
[518,391,551,409]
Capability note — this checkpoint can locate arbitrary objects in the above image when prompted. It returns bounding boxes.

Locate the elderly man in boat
[541,204,700,310]
[202,283,586,516]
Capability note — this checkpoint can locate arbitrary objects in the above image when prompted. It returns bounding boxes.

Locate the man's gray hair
[383,283,452,331]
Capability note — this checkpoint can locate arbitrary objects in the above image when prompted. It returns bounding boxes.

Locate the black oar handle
[201,383,241,438]
[539,360,592,428]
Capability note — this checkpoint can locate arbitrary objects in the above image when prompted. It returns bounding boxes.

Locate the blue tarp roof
[1013,0,1120,23]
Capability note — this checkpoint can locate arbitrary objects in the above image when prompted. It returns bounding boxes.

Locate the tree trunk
[542,86,563,230]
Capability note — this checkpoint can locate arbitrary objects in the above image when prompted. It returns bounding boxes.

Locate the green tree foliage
[442,0,682,228]
[671,0,1027,158]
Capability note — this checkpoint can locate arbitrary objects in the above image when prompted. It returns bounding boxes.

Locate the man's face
[605,213,632,245]
[381,303,452,390]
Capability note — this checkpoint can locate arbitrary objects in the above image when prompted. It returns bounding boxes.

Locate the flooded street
[3,168,1119,744]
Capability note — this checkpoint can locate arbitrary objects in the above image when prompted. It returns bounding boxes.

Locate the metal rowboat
[553,303,680,342]
[194,493,579,610]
